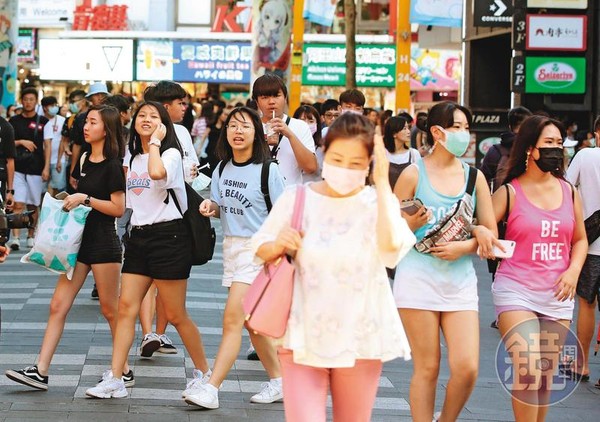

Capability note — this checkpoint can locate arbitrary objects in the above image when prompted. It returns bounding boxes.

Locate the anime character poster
[410,0,463,28]
[0,0,16,112]
[251,0,292,85]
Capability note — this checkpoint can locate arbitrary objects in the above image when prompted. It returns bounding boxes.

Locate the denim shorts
[122,219,192,280]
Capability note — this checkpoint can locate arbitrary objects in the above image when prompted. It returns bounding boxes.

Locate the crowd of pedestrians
[1,75,598,422]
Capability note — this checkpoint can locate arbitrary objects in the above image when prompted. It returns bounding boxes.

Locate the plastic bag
[21,192,91,279]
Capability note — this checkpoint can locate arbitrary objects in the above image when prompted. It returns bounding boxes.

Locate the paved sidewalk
[1,231,598,421]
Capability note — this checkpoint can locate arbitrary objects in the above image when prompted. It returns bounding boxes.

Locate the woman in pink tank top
[490,115,588,422]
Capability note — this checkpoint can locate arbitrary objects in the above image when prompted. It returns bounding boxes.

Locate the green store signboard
[525,57,586,94]
[302,43,396,87]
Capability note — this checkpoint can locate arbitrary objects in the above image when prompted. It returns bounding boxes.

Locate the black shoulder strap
[271,116,292,159]
[466,166,477,196]
[261,159,275,212]
[503,183,511,223]
[166,188,183,216]
[218,160,227,177]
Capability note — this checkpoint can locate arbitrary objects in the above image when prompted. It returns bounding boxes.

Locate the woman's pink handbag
[243,185,306,338]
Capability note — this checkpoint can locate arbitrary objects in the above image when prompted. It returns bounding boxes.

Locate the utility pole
[344,0,356,89]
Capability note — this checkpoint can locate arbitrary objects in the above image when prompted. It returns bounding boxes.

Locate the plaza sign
[526,15,587,51]
[302,44,396,87]
[526,0,587,8]
[525,57,585,94]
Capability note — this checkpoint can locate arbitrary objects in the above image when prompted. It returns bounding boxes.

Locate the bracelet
[149,138,161,147]
[6,189,14,195]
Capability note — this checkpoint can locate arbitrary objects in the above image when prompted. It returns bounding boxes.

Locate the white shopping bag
[21,192,91,280]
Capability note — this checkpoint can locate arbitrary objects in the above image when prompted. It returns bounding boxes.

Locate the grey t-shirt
[211,159,285,237]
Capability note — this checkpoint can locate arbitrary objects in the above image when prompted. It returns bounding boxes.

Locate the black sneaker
[91,284,99,300]
[157,334,178,354]
[490,320,499,329]
[246,345,259,361]
[99,369,135,388]
[5,365,48,390]
[140,333,161,358]
[122,369,135,387]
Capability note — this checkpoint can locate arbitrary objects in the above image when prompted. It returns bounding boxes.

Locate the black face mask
[534,147,564,173]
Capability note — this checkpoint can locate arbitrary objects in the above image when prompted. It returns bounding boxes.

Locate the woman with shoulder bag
[491,115,587,422]
[393,101,501,422]
[5,105,127,391]
[251,113,415,421]
[185,107,286,409]
[85,101,210,399]
[383,115,421,191]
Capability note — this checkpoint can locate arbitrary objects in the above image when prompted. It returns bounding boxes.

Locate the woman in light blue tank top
[392,102,501,422]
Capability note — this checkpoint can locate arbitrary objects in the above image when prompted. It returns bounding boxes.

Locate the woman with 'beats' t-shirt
[86,101,210,399]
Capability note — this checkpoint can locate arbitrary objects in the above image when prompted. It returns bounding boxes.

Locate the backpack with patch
[218,159,277,212]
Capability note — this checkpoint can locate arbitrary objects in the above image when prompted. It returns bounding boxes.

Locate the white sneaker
[181,368,212,398]
[26,237,34,248]
[85,374,128,399]
[433,411,442,422]
[250,379,283,404]
[184,383,219,409]
[7,238,20,251]
[139,332,161,358]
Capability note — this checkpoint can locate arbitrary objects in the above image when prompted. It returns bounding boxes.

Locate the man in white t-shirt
[252,74,317,185]
[566,118,600,383]
[41,96,66,195]
[144,81,199,183]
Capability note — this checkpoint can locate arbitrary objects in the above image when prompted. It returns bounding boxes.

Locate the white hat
[563,138,578,148]
[86,82,109,98]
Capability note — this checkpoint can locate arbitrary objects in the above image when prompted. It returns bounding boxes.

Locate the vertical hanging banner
[409,0,463,28]
[0,0,17,112]
[251,0,293,85]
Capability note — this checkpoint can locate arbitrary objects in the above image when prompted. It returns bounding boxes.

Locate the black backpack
[218,159,276,212]
[168,184,216,266]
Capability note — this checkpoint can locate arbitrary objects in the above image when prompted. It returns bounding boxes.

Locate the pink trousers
[278,349,383,422]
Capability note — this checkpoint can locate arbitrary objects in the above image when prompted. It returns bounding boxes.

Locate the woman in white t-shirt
[383,116,421,191]
[186,107,286,409]
[86,101,210,399]
[294,105,324,183]
[251,113,416,421]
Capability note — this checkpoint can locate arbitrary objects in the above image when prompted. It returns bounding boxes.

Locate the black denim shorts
[122,219,192,280]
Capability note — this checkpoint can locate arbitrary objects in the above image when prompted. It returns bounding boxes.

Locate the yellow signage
[527,0,587,8]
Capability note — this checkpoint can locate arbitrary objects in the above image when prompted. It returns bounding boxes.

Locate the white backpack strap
[79,152,88,173]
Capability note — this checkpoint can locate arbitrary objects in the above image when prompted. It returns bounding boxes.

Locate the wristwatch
[84,195,91,206]
[149,138,161,147]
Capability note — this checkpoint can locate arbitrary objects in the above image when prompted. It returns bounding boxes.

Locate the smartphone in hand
[400,198,424,216]
[478,239,516,259]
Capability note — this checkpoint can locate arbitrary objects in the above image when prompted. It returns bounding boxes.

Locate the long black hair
[215,106,271,163]
[293,104,322,147]
[383,115,411,153]
[128,101,182,161]
[86,104,124,160]
[502,115,566,184]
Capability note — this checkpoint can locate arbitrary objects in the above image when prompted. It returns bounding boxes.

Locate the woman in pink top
[491,115,588,422]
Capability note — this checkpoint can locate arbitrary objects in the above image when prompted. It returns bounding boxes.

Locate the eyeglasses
[227,124,253,132]
[324,112,340,118]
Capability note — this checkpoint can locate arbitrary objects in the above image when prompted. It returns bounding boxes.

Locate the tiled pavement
[1,229,599,421]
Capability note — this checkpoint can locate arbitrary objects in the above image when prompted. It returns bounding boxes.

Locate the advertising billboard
[525,56,586,94]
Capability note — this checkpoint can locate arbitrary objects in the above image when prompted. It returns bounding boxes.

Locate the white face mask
[321,161,368,195]
[308,122,317,135]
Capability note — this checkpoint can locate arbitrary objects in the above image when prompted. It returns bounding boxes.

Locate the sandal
[595,379,600,389]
